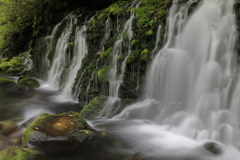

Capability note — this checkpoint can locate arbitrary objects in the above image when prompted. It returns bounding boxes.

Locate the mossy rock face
[14,77,40,90]
[203,142,222,155]
[0,146,52,160]
[0,77,14,85]
[80,96,106,118]
[0,57,24,73]
[22,112,99,155]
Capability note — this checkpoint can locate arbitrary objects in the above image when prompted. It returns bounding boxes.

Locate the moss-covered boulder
[80,96,106,118]
[0,77,14,85]
[0,146,52,160]
[0,57,24,73]
[22,111,99,155]
[14,77,40,90]
[203,142,222,155]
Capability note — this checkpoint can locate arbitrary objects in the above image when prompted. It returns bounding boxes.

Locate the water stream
[90,0,240,159]
[99,0,141,117]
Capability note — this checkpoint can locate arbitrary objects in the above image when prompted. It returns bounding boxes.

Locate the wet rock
[14,77,40,91]
[0,146,52,160]
[22,111,99,156]
[204,142,222,155]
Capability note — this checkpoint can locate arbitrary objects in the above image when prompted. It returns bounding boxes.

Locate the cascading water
[60,25,88,100]
[99,0,141,117]
[91,0,240,159]
[47,14,77,89]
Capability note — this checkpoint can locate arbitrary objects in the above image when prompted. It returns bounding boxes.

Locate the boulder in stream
[203,142,222,155]
[14,77,40,91]
[22,111,99,156]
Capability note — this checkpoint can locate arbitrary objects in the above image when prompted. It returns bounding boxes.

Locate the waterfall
[99,0,141,117]
[47,14,77,89]
[60,25,88,100]
[91,0,240,159]
[151,25,162,55]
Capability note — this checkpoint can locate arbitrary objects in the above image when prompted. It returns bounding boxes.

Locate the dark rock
[14,77,40,90]
[22,111,100,156]
[203,142,222,155]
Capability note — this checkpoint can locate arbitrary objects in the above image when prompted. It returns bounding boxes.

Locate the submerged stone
[203,142,222,155]
[0,146,52,160]
[14,77,40,90]
[22,111,99,155]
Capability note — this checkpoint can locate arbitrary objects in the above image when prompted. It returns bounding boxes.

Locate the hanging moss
[126,50,140,64]
[131,39,139,46]
[100,47,113,60]
[97,67,110,83]
[140,49,149,61]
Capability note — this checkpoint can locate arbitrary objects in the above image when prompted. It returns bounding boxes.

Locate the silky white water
[60,26,88,100]
[99,0,141,117]
[47,14,77,89]
[91,0,240,159]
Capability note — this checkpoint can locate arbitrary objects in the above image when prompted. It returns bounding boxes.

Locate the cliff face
[30,0,174,114]
[5,0,240,116]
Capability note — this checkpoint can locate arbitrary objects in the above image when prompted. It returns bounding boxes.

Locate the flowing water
[46,14,77,89]
[1,0,240,159]
[99,0,141,117]
[91,0,240,159]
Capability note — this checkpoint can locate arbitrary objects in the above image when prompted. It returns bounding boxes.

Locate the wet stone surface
[22,111,99,156]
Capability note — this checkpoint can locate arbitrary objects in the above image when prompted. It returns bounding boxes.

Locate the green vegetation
[0,77,14,85]
[0,146,41,160]
[100,47,113,60]
[0,57,24,73]
[22,111,94,148]
[14,77,40,90]
[97,67,110,83]
[80,96,106,118]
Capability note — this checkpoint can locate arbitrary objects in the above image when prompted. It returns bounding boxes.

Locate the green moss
[14,77,40,90]
[66,42,74,52]
[80,96,106,118]
[0,146,38,160]
[97,67,110,83]
[22,113,52,147]
[204,142,222,155]
[141,49,149,61]
[157,8,167,19]
[100,47,113,60]
[131,39,139,46]
[122,31,129,41]
[22,112,89,147]
[0,57,24,73]
[145,30,153,36]
[0,77,14,85]
[126,50,140,64]
[117,53,125,61]
[0,58,8,63]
